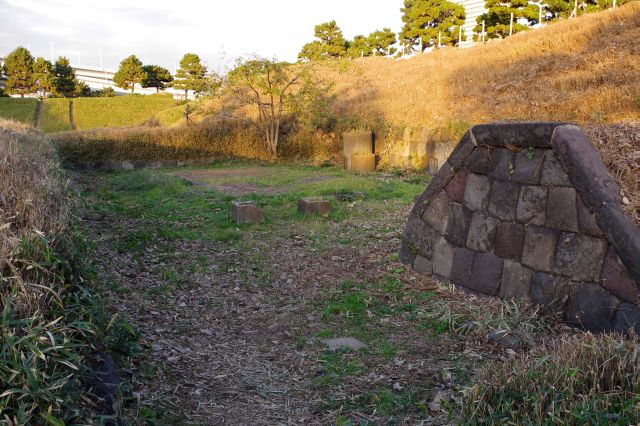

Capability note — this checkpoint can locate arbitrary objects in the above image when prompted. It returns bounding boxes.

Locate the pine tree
[32,57,55,99]
[141,65,173,92]
[53,57,77,98]
[474,0,538,39]
[173,53,207,99]
[400,0,466,51]
[113,55,146,94]
[298,21,348,61]
[3,47,35,98]
[368,28,398,55]
[346,35,373,58]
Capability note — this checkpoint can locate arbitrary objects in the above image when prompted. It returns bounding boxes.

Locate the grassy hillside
[0,98,37,125]
[40,98,72,133]
[73,96,178,130]
[317,3,639,130]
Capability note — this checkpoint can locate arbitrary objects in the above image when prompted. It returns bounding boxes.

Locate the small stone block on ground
[231,201,265,224]
[321,337,367,351]
[298,197,331,216]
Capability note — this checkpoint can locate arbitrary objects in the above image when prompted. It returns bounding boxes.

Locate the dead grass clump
[462,333,640,424]
[584,123,640,225]
[0,119,70,292]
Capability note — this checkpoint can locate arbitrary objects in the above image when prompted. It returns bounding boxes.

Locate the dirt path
[78,170,514,425]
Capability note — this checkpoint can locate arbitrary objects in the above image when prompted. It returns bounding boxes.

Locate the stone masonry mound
[400,122,640,334]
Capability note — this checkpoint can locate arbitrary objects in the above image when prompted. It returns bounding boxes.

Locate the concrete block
[450,248,476,288]
[231,201,265,224]
[343,131,373,158]
[414,255,433,274]
[464,147,494,174]
[445,169,469,203]
[298,197,331,216]
[541,153,572,186]
[489,148,516,181]
[422,194,451,234]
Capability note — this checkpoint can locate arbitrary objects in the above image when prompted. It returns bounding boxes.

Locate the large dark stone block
[488,180,520,221]
[545,186,579,232]
[541,152,572,186]
[552,125,621,211]
[445,169,469,203]
[522,225,558,273]
[414,255,433,274]
[489,148,516,181]
[445,203,473,246]
[576,195,603,237]
[450,248,476,287]
[468,253,504,296]
[399,240,417,265]
[494,221,525,260]
[499,260,532,300]
[422,193,451,234]
[472,122,564,148]
[404,212,440,259]
[467,212,497,252]
[516,185,547,225]
[464,147,494,175]
[463,173,492,211]
[448,131,476,169]
[412,162,455,216]
[596,204,640,283]
[512,149,545,184]
[614,302,640,337]
[600,247,638,304]
[554,232,608,282]
[530,272,571,312]
[433,237,456,280]
[566,283,619,332]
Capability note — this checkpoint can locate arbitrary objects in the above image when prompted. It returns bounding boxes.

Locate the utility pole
[509,13,514,36]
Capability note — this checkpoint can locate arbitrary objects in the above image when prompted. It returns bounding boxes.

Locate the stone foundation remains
[400,122,640,334]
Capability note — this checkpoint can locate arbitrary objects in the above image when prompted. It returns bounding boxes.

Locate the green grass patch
[154,103,186,126]
[0,97,37,124]
[73,96,178,130]
[40,98,72,133]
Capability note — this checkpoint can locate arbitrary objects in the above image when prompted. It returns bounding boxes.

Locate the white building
[454,0,487,47]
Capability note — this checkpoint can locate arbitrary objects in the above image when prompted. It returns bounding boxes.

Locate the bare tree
[225,57,328,158]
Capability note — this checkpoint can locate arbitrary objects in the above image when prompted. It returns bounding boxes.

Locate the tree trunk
[131,85,135,94]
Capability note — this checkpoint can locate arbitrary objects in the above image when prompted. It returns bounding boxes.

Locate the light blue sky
[0,0,403,72]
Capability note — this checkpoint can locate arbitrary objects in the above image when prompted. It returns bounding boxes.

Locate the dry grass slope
[319,3,640,129]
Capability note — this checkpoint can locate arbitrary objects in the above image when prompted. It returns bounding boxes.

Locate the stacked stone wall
[401,123,640,334]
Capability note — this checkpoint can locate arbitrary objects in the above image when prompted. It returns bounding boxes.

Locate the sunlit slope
[319,3,639,129]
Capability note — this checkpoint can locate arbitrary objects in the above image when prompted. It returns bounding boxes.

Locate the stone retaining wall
[62,158,218,171]
[400,122,640,334]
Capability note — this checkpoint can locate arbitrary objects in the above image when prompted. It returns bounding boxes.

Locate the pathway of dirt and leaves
[75,162,564,425]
